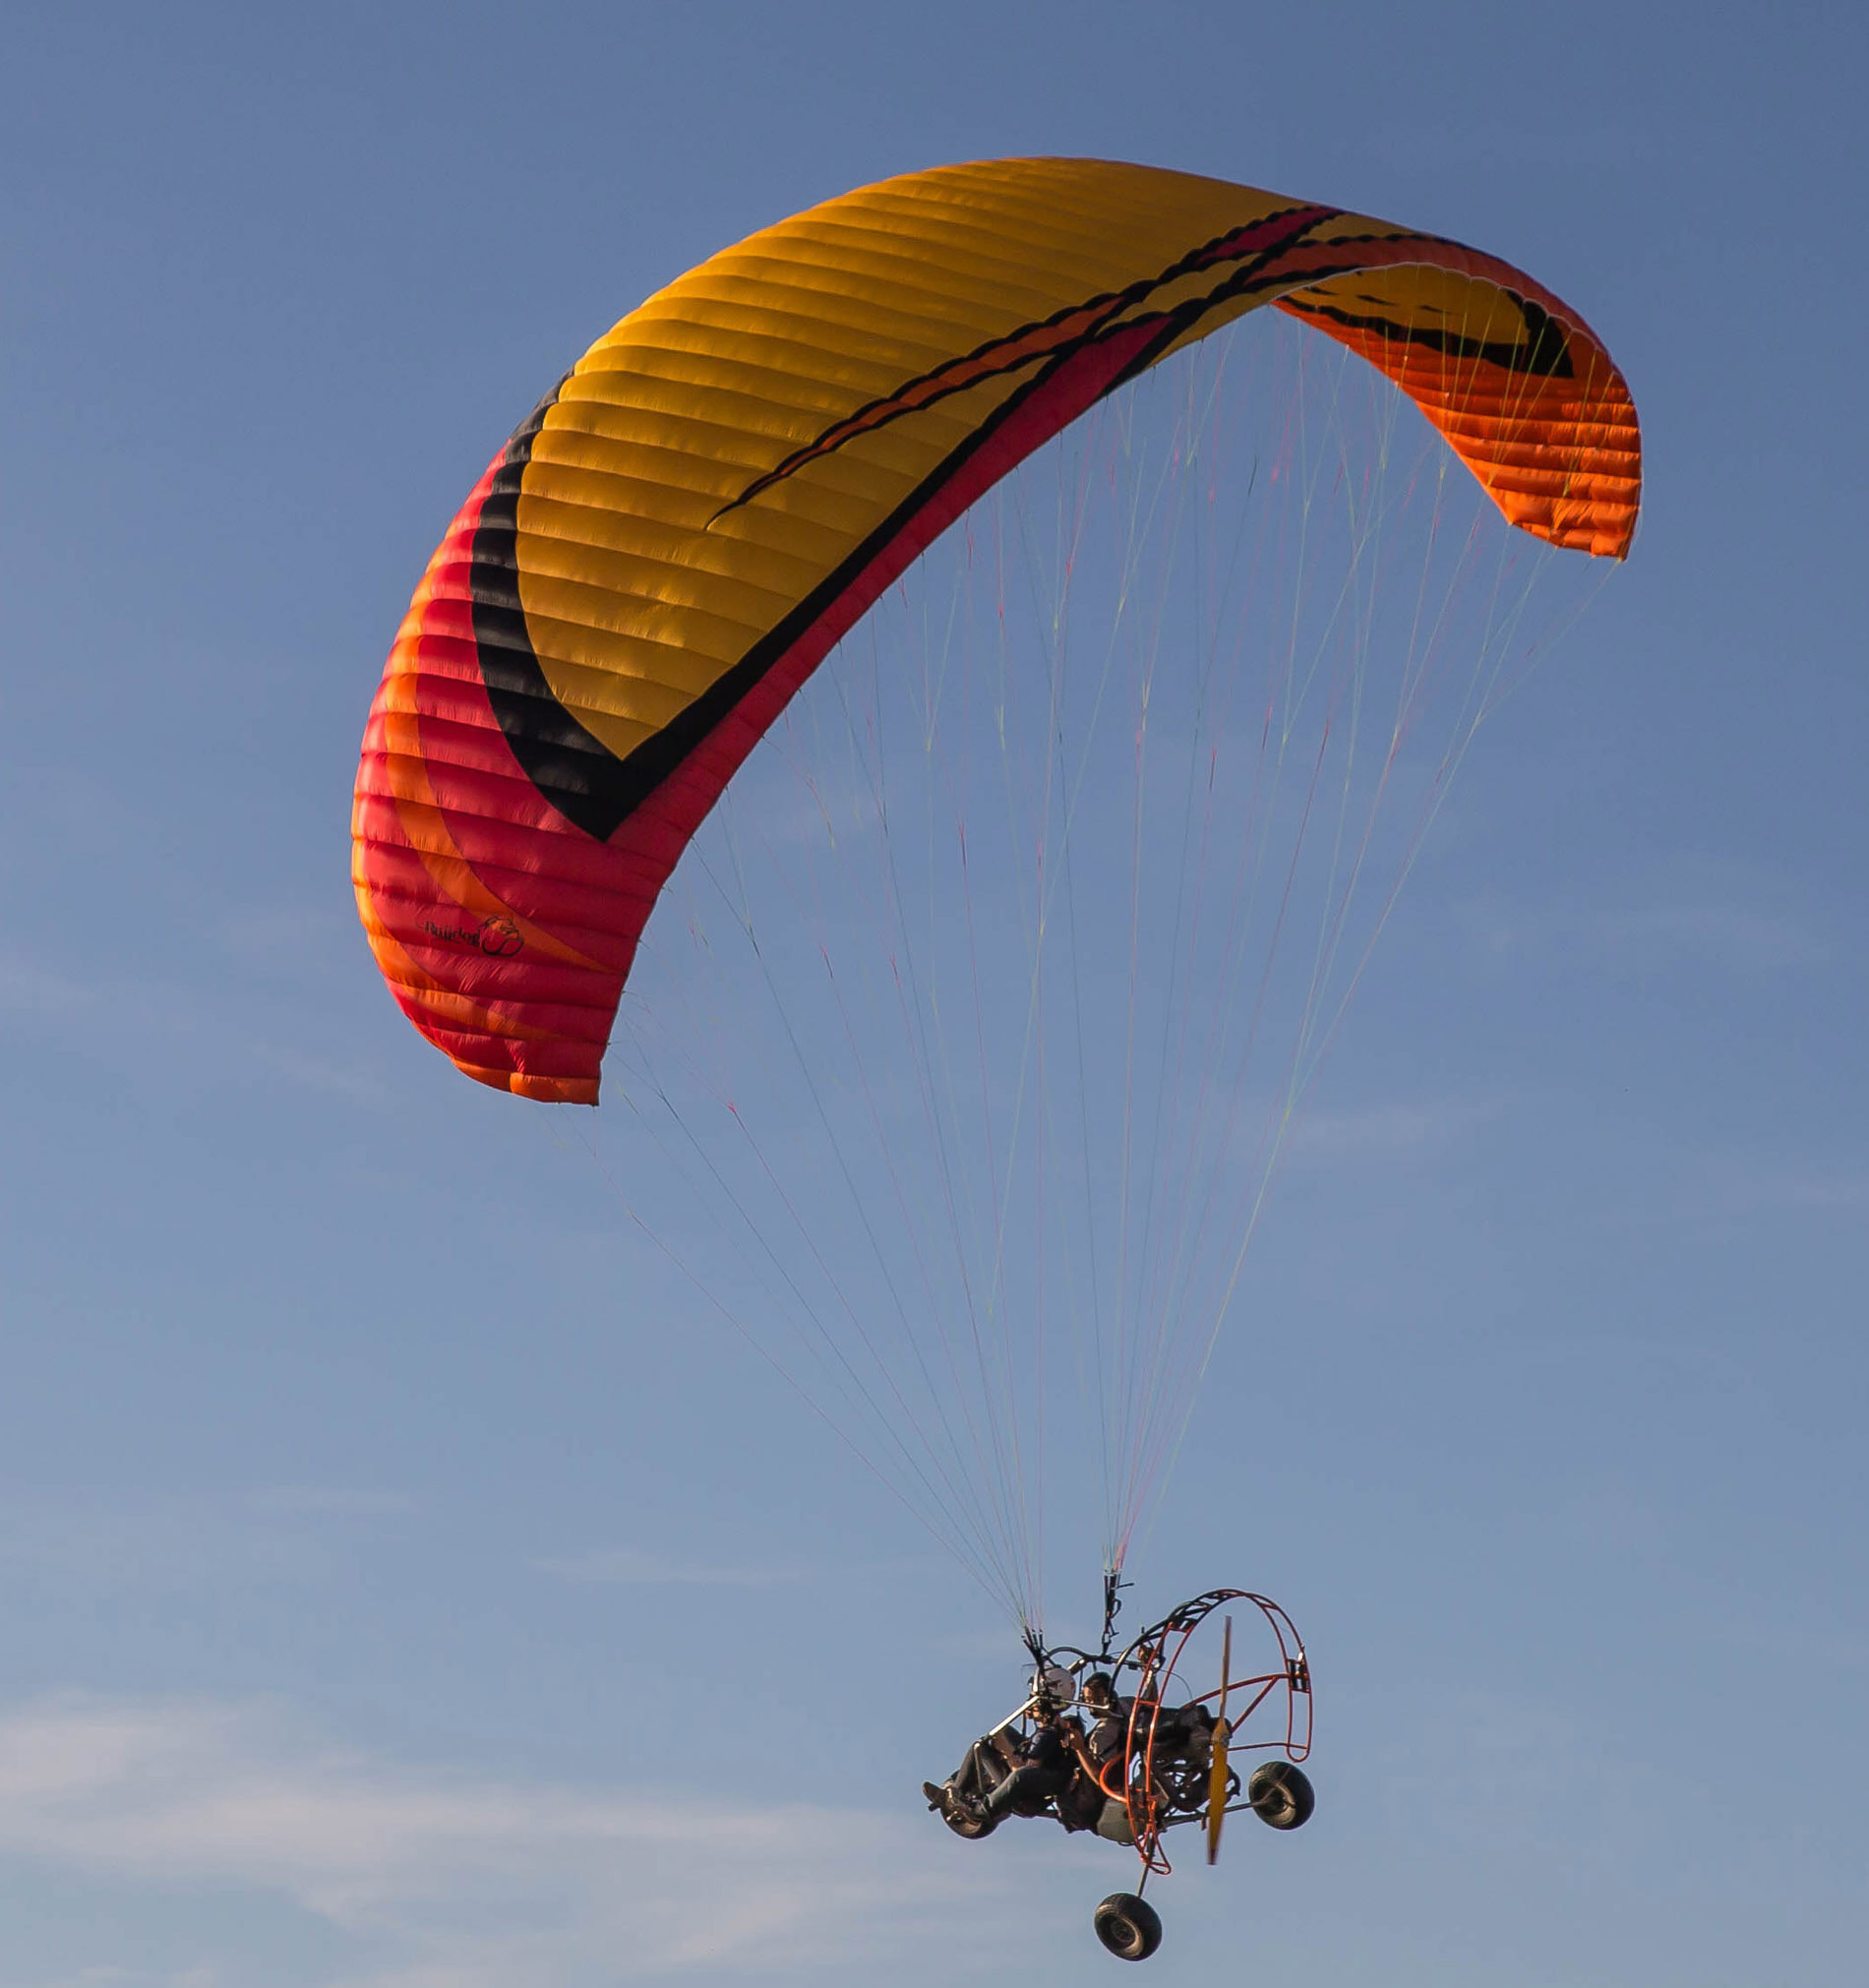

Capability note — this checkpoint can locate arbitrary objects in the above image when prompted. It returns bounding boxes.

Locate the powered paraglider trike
[351,152,1638,1967]
[928,1589,1314,1960]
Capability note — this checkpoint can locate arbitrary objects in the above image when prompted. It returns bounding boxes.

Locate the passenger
[1080,1671,1134,1779]
[1052,1717,1110,1833]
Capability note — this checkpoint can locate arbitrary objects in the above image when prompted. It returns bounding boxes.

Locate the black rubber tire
[941,1802,998,1839]
[1093,1893,1164,1962]
[1246,1760,1315,1831]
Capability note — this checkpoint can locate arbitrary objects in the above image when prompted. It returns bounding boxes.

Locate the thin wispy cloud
[1736,1170,1869,1212]
[1368,1684,1672,1866]
[1670,1157,1869,1220]
[0,932,392,1107]
[533,1546,796,1589]
[1290,1097,1503,1161]
[1457,861,1835,975]
[248,1487,419,1520]
[0,1490,415,1593]
[218,906,360,975]
[0,1695,1026,1986]
[0,1497,328,1590]
[0,961,103,1018]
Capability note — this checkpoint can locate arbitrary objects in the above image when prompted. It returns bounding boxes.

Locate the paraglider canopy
[352,157,1639,1107]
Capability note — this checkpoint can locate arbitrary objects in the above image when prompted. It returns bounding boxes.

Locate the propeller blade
[1205,1726,1231,1863]
[1207,1616,1233,1866]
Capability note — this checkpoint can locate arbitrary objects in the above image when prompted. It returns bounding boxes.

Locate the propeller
[1206,1615,1233,1865]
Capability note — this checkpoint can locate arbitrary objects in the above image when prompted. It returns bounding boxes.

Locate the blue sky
[2,3,1864,1983]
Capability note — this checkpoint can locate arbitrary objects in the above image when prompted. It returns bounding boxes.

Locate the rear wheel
[1246,1761,1314,1830]
[1093,1893,1164,1962]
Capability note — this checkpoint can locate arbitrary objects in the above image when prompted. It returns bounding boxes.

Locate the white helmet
[1030,1662,1076,1710]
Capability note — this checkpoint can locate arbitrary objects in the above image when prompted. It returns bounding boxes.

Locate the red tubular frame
[1108,1590,1311,1876]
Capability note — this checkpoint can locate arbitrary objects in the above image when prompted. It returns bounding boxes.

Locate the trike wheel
[941,1801,998,1839]
[1246,1760,1314,1830]
[1093,1892,1163,1961]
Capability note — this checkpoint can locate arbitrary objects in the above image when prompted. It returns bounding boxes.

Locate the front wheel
[1246,1761,1314,1831]
[941,1801,998,1839]
[1093,1893,1163,1962]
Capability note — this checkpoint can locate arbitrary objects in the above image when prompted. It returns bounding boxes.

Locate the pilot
[923,1726,1019,1817]
[971,1703,1081,1822]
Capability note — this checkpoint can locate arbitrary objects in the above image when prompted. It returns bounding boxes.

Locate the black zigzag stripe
[467,375,640,846]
